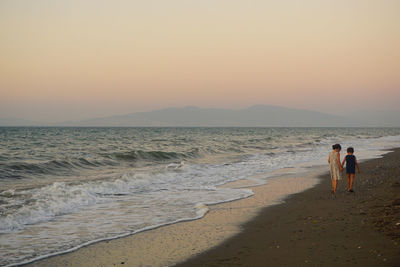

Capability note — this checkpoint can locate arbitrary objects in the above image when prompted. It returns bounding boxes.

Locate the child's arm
[337,152,343,171]
[341,156,346,168]
[355,156,360,173]
[328,155,330,164]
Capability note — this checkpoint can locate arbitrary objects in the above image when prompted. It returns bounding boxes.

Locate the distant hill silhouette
[1,105,399,127]
[51,105,397,127]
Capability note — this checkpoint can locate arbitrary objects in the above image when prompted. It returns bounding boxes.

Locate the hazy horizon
[1,104,399,124]
[1,0,399,122]
[3,105,400,125]
[1,105,400,127]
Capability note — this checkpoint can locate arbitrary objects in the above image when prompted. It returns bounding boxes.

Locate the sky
[1,0,399,122]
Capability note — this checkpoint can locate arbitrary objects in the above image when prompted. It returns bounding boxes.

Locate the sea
[1,127,400,266]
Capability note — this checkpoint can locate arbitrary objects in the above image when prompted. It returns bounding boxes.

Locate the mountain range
[1,105,399,127]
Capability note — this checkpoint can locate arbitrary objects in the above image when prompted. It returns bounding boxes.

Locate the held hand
[340,167,343,172]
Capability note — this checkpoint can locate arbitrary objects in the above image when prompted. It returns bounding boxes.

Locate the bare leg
[347,174,351,191]
[349,174,355,191]
[332,179,337,193]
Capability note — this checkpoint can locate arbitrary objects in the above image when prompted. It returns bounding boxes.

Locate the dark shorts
[346,167,355,174]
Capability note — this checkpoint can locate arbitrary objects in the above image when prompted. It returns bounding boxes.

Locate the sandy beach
[26,148,400,267]
[179,148,400,266]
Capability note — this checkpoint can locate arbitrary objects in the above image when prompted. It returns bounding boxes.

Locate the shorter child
[341,147,360,192]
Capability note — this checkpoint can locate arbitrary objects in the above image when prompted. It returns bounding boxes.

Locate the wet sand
[26,149,400,267]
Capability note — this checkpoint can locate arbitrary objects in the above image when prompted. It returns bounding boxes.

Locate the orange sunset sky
[1,0,399,122]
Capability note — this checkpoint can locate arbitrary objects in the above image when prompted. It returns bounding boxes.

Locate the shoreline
[25,148,400,266]
[26,167,324,266]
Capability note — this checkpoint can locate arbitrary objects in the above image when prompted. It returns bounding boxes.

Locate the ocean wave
[0,158,112,179]
[0,147,209,180]
[106,149,200,162]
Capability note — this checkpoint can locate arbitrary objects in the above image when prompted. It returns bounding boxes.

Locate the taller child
[328,144,343,193]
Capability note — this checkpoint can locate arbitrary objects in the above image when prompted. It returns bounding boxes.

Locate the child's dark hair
[347,147,354,153]
[332,144,342,150]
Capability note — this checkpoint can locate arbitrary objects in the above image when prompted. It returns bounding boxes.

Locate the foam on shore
[27,166,324,267]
